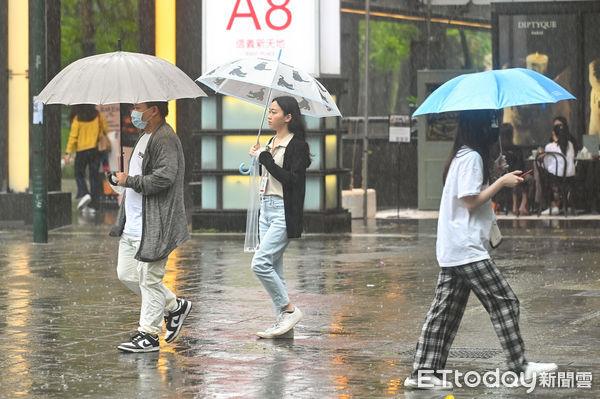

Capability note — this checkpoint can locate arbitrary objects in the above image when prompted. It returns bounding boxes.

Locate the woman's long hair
[272,96,311,167]
[272,96,306,140]
[443,109,494,185]
[553,115,578,150]
[68,104,98,123]
[553,115,568,129]
[553,124,571,155]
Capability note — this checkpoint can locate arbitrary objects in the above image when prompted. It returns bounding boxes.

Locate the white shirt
[436,147,494,267]
[544,141,575,177]
[123,133,151,237]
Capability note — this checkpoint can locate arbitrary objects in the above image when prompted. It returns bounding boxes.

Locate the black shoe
[164,298,192,343]
[117,332,159,353]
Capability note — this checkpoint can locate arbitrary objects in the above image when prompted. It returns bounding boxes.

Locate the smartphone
[520,169,533,177]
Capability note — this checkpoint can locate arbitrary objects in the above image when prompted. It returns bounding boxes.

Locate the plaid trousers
[412,259,527,374]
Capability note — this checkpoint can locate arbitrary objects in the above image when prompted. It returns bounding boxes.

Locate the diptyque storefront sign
[202,0,340,77]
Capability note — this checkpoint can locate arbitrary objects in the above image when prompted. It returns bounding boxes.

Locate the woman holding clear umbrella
[248,96,311,339]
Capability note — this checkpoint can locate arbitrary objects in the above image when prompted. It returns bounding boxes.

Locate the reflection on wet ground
[0,215,599,398]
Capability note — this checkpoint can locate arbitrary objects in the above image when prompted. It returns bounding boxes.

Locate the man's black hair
[146,101,169,118]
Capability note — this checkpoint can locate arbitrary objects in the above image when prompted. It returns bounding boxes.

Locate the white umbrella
[197,53,342,167]
[37,51,206,105]
[197,56,341,121]
[38,51,206,177]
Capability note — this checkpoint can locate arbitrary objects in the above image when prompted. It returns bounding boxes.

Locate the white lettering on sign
[517,20,557,30]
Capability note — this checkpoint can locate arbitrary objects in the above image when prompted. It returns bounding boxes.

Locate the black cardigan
[258,135,310,238]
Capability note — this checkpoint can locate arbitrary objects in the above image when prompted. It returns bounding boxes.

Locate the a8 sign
[227,0,292,31]
[203,0,319,75]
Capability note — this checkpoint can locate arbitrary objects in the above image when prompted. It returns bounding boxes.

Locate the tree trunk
[460,29,472,70]
[81,0,95,56]
[389,67,401,114]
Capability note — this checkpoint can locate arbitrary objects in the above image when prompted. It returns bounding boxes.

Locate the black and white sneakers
[164,298,192,343]
[118,298,191,352]
[117,332,159,353]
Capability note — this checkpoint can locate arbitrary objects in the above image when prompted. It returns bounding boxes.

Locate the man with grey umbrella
[111,102,191,352]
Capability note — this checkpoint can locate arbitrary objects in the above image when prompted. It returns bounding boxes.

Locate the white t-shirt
[436,147,494,267]
[544,141,575,177]
[123,133,151,237]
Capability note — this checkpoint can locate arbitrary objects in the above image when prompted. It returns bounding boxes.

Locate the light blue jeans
[251,195,290,315]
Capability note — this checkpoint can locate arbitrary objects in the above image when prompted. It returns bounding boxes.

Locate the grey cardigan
[110,122,189,262]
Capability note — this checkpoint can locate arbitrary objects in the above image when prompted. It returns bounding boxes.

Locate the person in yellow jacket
[63,104,108,212]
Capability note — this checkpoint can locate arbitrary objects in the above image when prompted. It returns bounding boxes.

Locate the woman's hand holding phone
[520,169,533,178]
[499,170,524,188]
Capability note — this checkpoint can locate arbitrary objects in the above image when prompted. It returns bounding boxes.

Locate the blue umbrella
[412,68,575,116]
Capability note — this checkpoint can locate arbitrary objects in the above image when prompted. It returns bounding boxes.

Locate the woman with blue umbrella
[411,68,575,116]
[404,109,558,390]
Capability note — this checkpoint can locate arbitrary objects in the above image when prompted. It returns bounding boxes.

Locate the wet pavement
[0,211,599,398]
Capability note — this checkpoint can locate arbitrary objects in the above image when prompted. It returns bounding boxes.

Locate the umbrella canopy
[197,57,341,118]
[37,51,206,105]
[412,68,575,116]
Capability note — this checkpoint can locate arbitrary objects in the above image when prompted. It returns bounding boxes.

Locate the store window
[201,176,217,209]
[325,174,338,209]
[223,175,249,209]
[201,97,217,129]
[304,176,321,210]
[201,136,217,169]
[222,96,265,130]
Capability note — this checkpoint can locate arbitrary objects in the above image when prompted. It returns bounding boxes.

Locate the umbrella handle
[108,172,119,186]
[106,172,125,195]
[239,161,252,175]
[239,156,258,175]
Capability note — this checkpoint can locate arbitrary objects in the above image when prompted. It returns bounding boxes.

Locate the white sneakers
[523,361,558,381]
[404,375,453,390]
[77,193,92,210]
[257,307,303,339]
[540,206,560,215]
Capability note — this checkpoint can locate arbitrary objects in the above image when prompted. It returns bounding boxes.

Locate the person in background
[404,110,557,391]
[552,116,578,151]
[111,101,191,353]
[64,104,108,213]
[544,123,576,178]
[500,124,530,216]
[540,122,576,215]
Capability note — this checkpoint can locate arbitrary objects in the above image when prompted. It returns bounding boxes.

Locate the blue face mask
[131,109,150,129]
